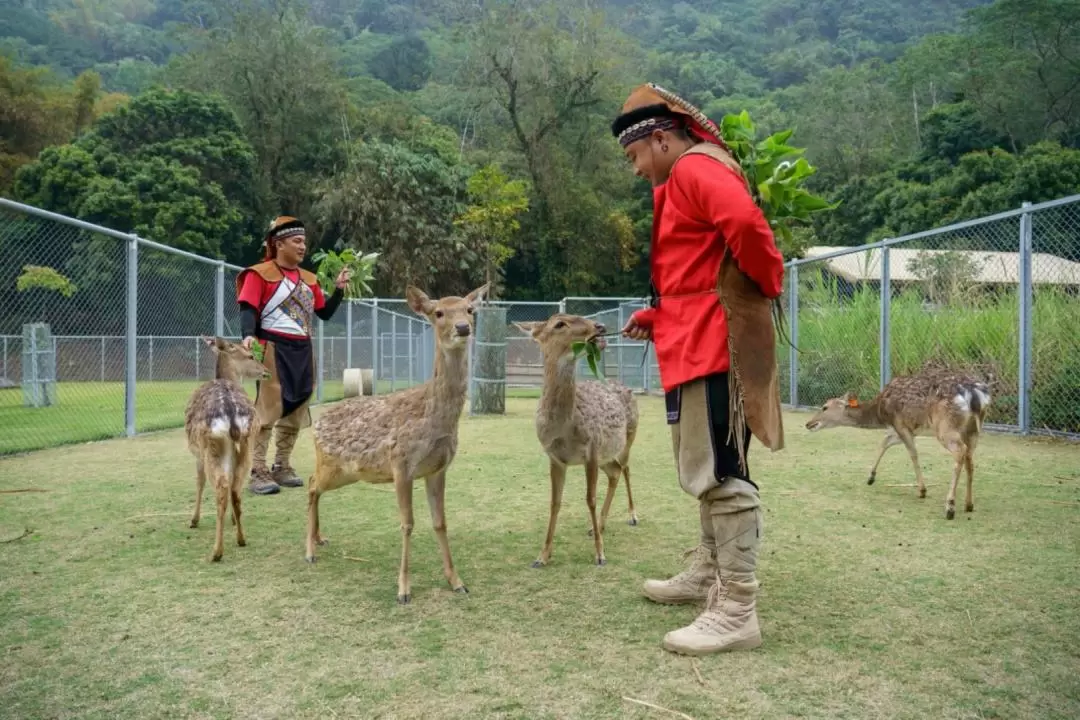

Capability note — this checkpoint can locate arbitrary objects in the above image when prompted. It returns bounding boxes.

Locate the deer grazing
[305,283,488,604]
[804,368,992,519]
[185,336,270,561]
[514,314,640,567]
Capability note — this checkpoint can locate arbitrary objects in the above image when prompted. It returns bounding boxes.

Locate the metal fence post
[215,261,225,337]
[371,299,379,395]
[788,263,799,408]
[317,318,325,403]
[880,244,892,390]
[1018,201,1033,434]
[125,236,138,436]
[346,300,353,369]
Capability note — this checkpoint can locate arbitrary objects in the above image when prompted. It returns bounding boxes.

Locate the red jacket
[631,153,785,393]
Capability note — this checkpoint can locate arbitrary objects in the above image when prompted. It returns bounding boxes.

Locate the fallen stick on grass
[342,554,369,562]
[622,697,697,720]
[0,488,49,494]
[690,658,706,687]
[0,528,30,543]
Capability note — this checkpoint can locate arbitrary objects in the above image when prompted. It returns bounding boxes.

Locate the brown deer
[305,283,488,604]
[185,336,270,561]
[514,314,640,567]
[804,368,992,519]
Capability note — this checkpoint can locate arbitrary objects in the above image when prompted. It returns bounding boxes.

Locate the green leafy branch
[720,110,840,249]
[571,340,605,380]
[311,248,380,299]
[15,265,77,298]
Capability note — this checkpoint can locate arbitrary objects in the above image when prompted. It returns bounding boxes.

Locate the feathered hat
[611,83,731,152]
[263,216,305,261]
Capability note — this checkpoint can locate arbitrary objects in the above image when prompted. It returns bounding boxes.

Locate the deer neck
[215,357,240,384]
[848,397,887,429]
[423,342,469,425]
[538,349,577,426]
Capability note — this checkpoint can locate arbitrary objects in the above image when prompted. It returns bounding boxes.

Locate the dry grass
[1,396,1078,720]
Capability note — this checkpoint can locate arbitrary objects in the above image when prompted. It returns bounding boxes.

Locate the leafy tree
[454,164,530,299]
[368,33,432,92]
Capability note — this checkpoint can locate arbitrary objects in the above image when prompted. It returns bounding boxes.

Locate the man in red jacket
[613,84,786,655]
[236,216,350,495]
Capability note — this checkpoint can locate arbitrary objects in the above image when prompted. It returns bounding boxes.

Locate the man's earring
[661,143,669,153]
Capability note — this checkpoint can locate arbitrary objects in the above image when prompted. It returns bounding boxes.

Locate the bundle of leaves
[720,110,839,247]
[310,248,380,299]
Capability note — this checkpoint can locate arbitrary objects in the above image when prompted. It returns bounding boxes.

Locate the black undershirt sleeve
[314,287,344,321]
[239,303,258,339]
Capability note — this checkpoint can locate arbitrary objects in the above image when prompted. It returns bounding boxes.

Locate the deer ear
[514,321,541,338]
[466,283,490,305]
[406,285,435,316]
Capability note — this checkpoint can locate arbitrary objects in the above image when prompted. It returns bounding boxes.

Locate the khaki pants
[668,374,755,500]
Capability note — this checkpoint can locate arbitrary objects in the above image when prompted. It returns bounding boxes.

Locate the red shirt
[237,267,327,340]
[631,153,785,393]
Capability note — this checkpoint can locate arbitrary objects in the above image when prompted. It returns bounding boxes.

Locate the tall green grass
[788,279,1080,433]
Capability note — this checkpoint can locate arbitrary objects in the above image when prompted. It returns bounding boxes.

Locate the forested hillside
[2,0,1079,299]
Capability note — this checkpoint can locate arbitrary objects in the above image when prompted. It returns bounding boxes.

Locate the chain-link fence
[3,193,1079,455]
[787,196,1080,437]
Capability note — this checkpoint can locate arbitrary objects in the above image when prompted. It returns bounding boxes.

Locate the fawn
[185,336,270,561]
[305,283,488,604]
[804,368,991,519]
[515,314,640,567]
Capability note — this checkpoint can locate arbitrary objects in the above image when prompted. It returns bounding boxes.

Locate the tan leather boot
[271,425,304,488]
[248,425,280,495]
[662,479,763,655]
[643,500,717,604]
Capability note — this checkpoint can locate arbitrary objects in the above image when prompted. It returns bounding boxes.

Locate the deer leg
[867,431,902,486]
[394,468,415,604]
[964,453,975,513]
[592,464,620,538]
[304,484,324,563]
[425,470,467,594]
[212,471,229,562]
[895,428,928,498]
[190,458,206,529]
[623,463,638,526]
[586,456,606,566]
[944,444,966,520]
[232,440,250,547]
[532,459,566,568]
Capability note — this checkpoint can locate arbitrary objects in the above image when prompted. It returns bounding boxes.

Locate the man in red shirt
[612,84,786,655]
[236,216,351,495]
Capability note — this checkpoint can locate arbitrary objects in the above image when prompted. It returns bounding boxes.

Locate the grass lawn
[1,396,1078,719]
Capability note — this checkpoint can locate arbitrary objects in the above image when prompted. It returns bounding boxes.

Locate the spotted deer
[804,368,992,519]
[514,314,640,567]
[305,283,488,604]
[185,336,270,561]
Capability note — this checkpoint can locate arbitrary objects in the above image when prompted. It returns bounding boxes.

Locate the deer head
[407,283,489,351]
[202,336,271,382]
[805,392,861,432]
[514,314,608,359]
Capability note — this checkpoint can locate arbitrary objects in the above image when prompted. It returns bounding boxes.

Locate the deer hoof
[454,585,469,595]
[531,560,546,569]
[237,538,246,547]
[946,508,955,520]
[919,488,927,499]
[305,555,317,564]
[965,504,974,513]
[628,517,639,526]
[867,473,876,486]
[211,553,222,562]
[397,593,411,605]
[189,519,199,529]
[596,557,606,567]
[587,528,594,537]
[317,538,329,547]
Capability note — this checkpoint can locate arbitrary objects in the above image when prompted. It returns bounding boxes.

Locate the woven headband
[617,116,679,147]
